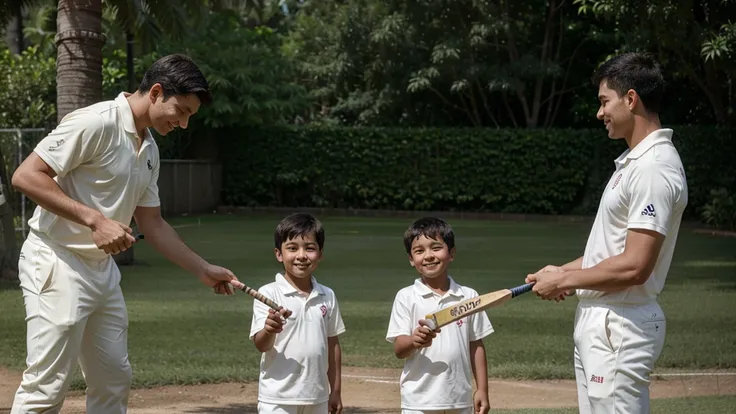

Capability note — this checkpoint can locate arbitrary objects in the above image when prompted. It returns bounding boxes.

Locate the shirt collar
[412,276,464,299]
[115,92,153,140]
[274,272,325,296]
[615,128,674,166]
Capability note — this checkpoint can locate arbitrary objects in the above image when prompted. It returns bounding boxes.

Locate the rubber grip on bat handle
[510,282,535,298]
[423,318,438,331]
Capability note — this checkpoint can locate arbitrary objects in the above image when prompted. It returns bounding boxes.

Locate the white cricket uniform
[12,92,161,414]
[386,277,494,413]
[574,128,688,414]
[249,273,346,413]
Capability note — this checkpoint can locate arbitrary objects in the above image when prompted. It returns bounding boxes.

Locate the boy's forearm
[393,335,417,359]
[253,330,276,352]
[470,340,488,394]
[328,338,342,393]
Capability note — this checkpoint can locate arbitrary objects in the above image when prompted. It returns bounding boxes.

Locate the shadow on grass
[184,404,399,413]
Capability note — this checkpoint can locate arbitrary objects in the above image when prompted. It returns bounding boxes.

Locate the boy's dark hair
[138,54,213,105]
[592,52,665,114]
[404,217,455,254]
[275,213,325,250]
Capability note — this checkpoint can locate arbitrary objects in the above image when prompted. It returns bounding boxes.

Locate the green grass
[493,395,736,413]
[1,214,735,389]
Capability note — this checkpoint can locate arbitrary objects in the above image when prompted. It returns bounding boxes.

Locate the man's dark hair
[592,52,665,113]
[138,54,212,105]
[275,213,325,250]
[404,217,455,254]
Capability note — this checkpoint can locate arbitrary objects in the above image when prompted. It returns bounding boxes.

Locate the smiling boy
[387,217,494,414]
[250,213,346,414]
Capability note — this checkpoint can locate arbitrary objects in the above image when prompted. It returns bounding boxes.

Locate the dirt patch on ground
[1,366,735,413]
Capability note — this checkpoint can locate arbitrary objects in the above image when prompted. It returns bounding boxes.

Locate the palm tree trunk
[0,152,18,280]
[54,0,105,123]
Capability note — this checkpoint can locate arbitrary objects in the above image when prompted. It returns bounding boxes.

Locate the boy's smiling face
[275,233,322,280]
[408,234,455,280]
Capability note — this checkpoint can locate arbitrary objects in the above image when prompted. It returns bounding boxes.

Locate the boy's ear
[449,247,456,261]
[274,247,283,263]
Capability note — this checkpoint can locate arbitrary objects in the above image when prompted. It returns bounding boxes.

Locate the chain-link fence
[0,128,47,241]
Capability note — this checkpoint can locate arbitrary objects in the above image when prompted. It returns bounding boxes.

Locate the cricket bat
[424,282,535,330]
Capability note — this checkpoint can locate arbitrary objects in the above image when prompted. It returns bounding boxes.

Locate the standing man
[10,54,240,413]
[525,52,688,414]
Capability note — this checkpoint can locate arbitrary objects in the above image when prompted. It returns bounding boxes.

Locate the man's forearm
[13,171,102,228]
[139,217,208,276]
[562,256,584,271]
[559,254,643,291]
[393,335,417,359]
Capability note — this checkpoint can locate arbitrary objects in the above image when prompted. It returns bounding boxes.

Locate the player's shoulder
[58,105,108,132]
[256,280,280,295]
[457,284,481,298]
[315,279,338,298]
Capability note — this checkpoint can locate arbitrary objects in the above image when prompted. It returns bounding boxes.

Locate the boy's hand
[263,308,287,335]
[328,391,342,414]
[474,390,490,414]
[411,319,440,349]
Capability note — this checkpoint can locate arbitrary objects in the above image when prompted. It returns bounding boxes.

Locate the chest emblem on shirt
[456,319,464,327]
[611,173,622,189]
[320,305,328,317]
[147,159,153,170]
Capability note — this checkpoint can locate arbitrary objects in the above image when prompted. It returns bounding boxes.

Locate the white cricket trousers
[11,236,131,414]
[257,401,329,414]
[574,300,666,414]
[401,409,473,414]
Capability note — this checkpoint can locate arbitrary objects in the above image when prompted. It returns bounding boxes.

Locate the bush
[220,125,735,219]
[701,188,736,231]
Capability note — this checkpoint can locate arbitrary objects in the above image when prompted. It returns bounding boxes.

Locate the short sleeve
[468,291,494,341]
[34,111,105,177]
[626,163,682,236]
[249,286,273,341]
[327,294,346,337]
[137,140,161,207]
[386,292,413,343]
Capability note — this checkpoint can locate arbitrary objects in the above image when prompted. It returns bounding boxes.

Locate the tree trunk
[4,12,24,54]
[126,29,135,92]
[55,0,105,123]
[0,153,18,281]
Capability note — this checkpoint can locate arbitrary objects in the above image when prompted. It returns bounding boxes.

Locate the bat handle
[510,282,535,298]
[423,318,438,331]
[241,285,283,312]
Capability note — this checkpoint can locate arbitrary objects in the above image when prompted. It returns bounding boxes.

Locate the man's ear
[626,89,639,111]
[149,83,163,103]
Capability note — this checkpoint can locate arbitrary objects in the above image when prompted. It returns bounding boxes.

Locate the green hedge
[219,126,735,218]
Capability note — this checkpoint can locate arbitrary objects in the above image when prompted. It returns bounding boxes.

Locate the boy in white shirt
[387,217,494,414]
[249,213,346,414]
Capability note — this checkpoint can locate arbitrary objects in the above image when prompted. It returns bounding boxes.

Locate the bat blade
[424,282,534,330]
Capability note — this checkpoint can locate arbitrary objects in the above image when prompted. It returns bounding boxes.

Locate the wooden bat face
[422,283,536,330]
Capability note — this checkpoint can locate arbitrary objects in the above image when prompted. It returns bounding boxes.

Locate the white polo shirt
[26,92,161,260]
[578,129,688,303]
[249,273,346,405]
[386,277,494,410]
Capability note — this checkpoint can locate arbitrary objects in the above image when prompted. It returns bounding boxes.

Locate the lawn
[0,214,735,389]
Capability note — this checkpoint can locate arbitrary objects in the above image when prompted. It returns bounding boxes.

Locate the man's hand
[412,319,440,349]
[328,391,343,414]
[526,264,574,302]
[474,390,490,414]
[197,264,239,295]
[90,216,137,255]
[526,271,571,300]
[263,308,287,335]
